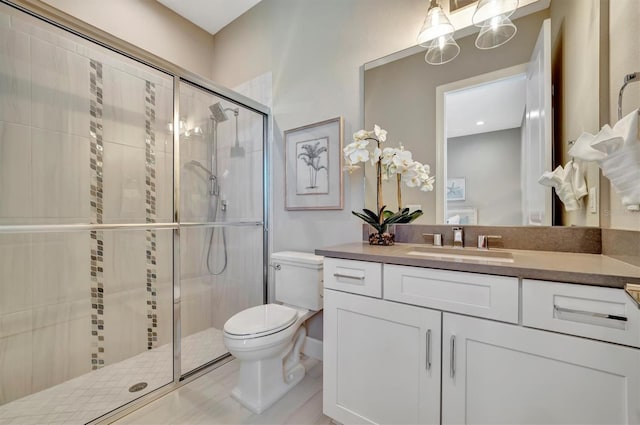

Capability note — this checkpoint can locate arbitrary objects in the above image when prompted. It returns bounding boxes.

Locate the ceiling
[446,74,527,139]
[157,0,262,35]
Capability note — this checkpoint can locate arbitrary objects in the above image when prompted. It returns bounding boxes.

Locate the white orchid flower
[380,147,396,165]
[402,167,421,187]
[373,125,387,143]
[353,129,370,141]
[420,175,435,192]
[349,148,369,164]
[343,140,371,164]
[393,150,414,173]
[371,147,382,165]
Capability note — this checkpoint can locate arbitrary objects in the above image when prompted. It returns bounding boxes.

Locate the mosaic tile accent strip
[144,80,158,350]
[89,59,105,370]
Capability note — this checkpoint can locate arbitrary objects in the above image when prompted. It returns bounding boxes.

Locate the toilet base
[231,360,306,414]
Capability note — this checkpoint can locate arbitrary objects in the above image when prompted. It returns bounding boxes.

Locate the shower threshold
[0,327,227,425]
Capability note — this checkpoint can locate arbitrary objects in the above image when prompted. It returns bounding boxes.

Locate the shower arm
[618,72,640,120]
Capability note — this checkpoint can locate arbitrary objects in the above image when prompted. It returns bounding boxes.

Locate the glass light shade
[424,33,460,65]
[475,15,517,49]
[417,3,455,47]
[472,0,519,26]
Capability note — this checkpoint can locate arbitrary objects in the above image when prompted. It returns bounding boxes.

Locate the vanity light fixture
[472,0,519,49]
[417,0,460,65]
[476,120,485,125]
[418,0,521,65]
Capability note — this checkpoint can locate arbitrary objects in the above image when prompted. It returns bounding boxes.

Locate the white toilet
[223,251,323,414]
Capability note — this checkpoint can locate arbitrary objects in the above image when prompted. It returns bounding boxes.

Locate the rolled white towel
[538,161,581,211]
[571,160,588,201]
[568,132,607,162]
[591,109,640,209]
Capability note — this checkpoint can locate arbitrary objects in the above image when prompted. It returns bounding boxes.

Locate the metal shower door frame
[172,76,271,381]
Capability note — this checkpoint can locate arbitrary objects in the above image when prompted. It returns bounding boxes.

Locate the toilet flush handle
[270,263,281,271]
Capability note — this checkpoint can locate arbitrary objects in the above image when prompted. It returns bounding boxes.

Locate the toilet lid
[224,304,298,337]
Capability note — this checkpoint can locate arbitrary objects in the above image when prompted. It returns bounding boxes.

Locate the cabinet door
[442,313,640,424]
[324,289,441,425]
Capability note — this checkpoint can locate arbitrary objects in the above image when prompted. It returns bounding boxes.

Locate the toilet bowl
[222,251,323,414]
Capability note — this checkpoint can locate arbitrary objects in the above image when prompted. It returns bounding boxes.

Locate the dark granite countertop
[315,242,640,288]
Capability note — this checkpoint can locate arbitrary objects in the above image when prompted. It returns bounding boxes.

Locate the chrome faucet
[452,227,464,248]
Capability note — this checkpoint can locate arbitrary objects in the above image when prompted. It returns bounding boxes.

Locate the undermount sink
[406,246,514,263]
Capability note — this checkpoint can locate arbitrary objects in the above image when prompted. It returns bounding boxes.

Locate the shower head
[209,102,229,123]
[229,108,245,158]
[231,142,245,158]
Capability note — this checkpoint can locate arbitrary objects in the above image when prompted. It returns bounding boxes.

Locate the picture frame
[285,117,344,210]
[447,177,466,201]
[446,207,478,225]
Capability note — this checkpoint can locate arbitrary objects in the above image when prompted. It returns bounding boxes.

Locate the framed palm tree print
[285,117,344,210]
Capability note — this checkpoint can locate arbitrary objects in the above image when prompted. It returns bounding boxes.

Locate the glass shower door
[0,3,175,423]
[178,81,265,375]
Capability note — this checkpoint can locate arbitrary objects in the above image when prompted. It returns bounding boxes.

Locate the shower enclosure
[0,2,268,424]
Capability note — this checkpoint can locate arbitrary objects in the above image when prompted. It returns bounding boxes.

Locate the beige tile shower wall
[608,0,640,231]
[0,10,175,405]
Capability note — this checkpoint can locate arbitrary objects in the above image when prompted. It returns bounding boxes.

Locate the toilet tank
[271,251,324,311]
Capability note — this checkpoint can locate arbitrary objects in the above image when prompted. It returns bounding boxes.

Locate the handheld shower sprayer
[618,72,640,120]
[189,159,218,196]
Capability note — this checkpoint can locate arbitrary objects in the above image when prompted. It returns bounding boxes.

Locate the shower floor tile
[0,327,227,425]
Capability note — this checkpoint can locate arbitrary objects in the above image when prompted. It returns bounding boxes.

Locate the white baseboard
[302,336,323,361]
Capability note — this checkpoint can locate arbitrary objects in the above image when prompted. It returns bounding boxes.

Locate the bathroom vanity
[316,243,640,425]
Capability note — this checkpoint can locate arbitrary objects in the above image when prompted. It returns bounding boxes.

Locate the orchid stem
[396,173,402,211]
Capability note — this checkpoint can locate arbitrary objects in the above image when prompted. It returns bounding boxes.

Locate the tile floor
[0,327,227,425]
[113,357,329,425]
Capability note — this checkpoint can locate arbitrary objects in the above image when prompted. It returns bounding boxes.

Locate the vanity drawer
[324,258,382,298]
[522,279,640,348]
[384,265,519,323]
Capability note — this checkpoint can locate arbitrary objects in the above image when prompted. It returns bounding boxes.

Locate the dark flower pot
[368,231,395,246]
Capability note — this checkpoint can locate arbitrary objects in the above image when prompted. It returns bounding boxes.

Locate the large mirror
[364,0,604,227]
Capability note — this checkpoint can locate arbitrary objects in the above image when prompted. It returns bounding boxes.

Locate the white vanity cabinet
[442,312,640,425]
[323,289,442,425]
[323,259,640,425]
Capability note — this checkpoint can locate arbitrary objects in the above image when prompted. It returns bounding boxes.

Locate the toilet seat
[224,304,298,340]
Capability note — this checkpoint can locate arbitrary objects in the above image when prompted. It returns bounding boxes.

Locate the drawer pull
[333,273,365,281]
[554,305,628,322]
[425,329,432,370]
[450,335,456,378]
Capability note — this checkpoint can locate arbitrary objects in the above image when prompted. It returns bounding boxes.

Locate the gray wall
[447,128,523,226]
[210,0,437,255]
